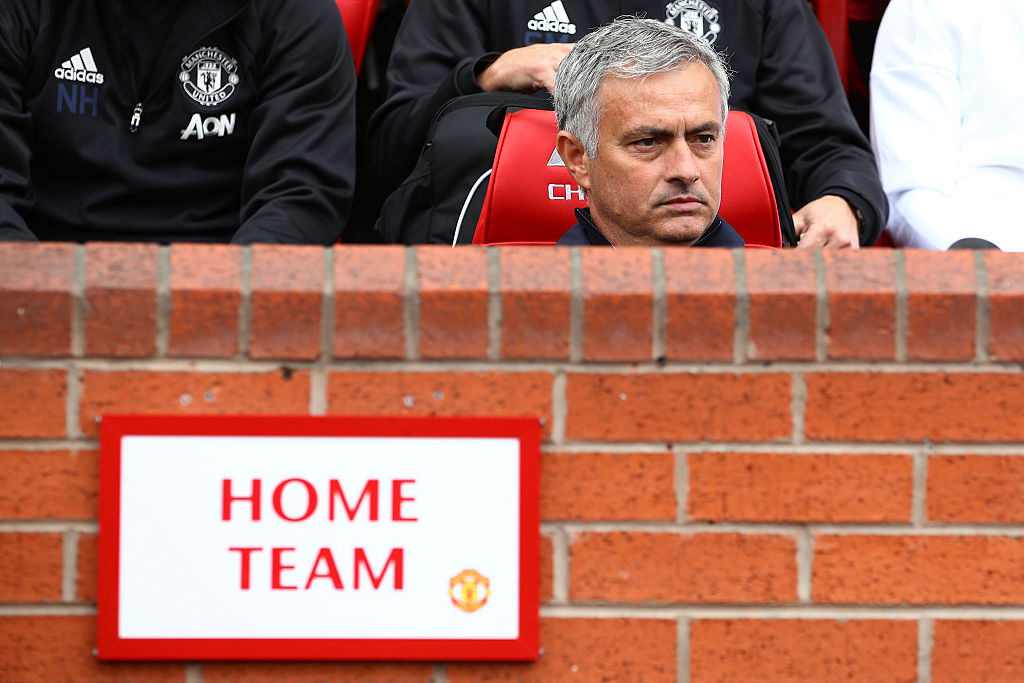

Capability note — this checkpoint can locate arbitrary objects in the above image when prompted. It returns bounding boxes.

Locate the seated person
[369,0,886,248]
[870,0,1024,250]
[553,17,741,247]
[0,0,356,244]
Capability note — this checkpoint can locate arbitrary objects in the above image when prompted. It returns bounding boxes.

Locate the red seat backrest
[472,108,783,247]
[335,0,381,74]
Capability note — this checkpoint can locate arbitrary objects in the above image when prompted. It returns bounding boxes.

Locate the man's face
[568,63,724,246]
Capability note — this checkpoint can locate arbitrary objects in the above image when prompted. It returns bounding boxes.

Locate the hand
[477,43,574,94]
[793,195,860,250]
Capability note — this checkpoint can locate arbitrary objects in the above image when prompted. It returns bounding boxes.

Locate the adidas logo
[546,148,565,167]
[528,0,577,34]
[54,47,105,85]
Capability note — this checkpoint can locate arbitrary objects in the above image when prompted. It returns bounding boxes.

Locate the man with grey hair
[554,17,743,247]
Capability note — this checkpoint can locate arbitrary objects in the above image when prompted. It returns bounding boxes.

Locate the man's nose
[665,141,701,185]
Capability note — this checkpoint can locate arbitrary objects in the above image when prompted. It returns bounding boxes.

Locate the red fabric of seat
[335,0,381,74]
[473,109,783,248]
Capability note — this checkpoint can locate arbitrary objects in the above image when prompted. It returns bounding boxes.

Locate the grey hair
[553,15,731,157]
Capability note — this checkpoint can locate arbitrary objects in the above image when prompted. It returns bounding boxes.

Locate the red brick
[448,618,676,683]
[688,452,912,522]
[986,251,1024,361]
[905,250,977,360]
[664,248,735,361]
[0,369,66,438]
[540,533,553,602]
[570,531,797,603]
[201,662,431,683]
[541,451,675,521]
[928,455,1024,523]
[565,372,791,442]
[418,246,488,359]
[581,248,652,362]
[500,248,571,360]
[745,249,817,360]
[249,245,323,360]
[933,621,1024,682]
[813,535,1024,605]
[805,372,1024,442]
[690,619,917,682]
[168,243,241,358]
[0,242,75,356]
[79,370,310,437]
[334,245,405,359]
[327,371,553,437]
[0,616,185,682]
[0,450,98,520]
[824,249,897,360]
[0,533,63,602]
[77,533,97,602]
[85,243,158,357]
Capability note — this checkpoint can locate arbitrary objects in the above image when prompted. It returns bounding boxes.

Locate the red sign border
[97,414,540,661]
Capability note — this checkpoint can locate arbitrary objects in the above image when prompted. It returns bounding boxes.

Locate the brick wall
[3,242,1024,682]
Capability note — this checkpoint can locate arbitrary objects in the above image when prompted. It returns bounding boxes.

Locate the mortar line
[894,250,908,362]
[309,247,333,416]
[432,663,449,683]
[185,663,203,683]
[677,617,691,683]
[405,246,421,360]
[815,249,828,362]
[551,371,567,445]
[918,618,934,683]
[538,605,1024,619]
[652,247,666,362]
[66,364,83,440]
[552,527,570,604]
[72,244,86,358]
[912,445,931,527]
[156,245,170,357]
[796,527,813,603]
[238,246,252,358]
[569,248,584,363]
[488,247,502,361]
[791,371,807,445]
[733,249,749,365]
[975,250,991,363]
[0,522,99,533]
[675,448,689,524]
[62,530,79,603]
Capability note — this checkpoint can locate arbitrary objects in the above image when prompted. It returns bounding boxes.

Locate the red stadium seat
[335,0,381,74]
[811,0,889,94]
[471,108,785,248]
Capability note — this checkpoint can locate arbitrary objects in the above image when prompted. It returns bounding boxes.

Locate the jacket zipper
[107,0,251,133]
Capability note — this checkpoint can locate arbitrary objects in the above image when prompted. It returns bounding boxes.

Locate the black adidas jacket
[368,0,887,246]
[0,0,356,243]
[557,208,745,246]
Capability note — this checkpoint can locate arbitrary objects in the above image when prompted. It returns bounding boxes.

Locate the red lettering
[272,478,317,522]
[304,547,344,589]
[392,479,417,521]
[228,547,262,590]
[222,479,261,521]
[329,479,379,521]
[272,547,297,589]
[354,547,404,589]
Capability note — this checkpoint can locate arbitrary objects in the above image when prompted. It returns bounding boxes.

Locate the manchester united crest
[179,47,240,107]
[665,0,722,45]
[449,569,491,612]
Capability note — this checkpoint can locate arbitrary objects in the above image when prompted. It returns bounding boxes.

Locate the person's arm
[0,3,39,241]
[231,0,356,245]
[753,0,887,247]
[366,0,495,195]
[870,0,960,249]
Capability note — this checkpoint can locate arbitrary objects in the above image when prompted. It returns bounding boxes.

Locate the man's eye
[696,134,715,145]
[634,137,657,147]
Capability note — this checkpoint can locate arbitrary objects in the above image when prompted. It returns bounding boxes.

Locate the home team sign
[98,415,540,660]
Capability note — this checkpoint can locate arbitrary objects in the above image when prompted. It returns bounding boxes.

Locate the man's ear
[556,130,592,191]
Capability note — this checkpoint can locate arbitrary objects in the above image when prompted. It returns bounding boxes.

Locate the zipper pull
[129,103,143,133]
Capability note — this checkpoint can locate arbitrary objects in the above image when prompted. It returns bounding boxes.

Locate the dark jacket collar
[556,208,745,247]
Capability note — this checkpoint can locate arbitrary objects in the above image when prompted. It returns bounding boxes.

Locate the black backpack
[375,92,553,245]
